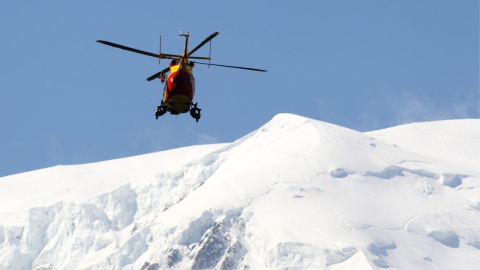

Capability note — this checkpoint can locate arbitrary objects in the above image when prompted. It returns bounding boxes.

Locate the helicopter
[97,31,266,122]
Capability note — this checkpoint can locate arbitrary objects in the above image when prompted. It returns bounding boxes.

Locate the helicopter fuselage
[163,61,196,115]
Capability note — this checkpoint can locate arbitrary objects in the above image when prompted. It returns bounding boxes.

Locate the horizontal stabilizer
[147,67,170,81]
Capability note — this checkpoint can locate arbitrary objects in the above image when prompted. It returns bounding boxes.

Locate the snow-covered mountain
[0,114,479,270]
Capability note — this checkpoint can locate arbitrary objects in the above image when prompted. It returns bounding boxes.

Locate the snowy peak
[234,113,442,175]
[0,114,479,269]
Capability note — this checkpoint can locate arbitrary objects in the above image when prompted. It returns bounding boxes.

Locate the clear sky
[1,1,478,177]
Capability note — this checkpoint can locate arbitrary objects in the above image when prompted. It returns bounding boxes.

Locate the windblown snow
[0,114,479,270]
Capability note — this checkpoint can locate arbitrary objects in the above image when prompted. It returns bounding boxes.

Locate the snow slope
[0,114,479,270]
[0,144,226,227]
[366,119,479,168]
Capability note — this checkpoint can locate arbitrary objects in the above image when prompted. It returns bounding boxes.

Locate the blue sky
[1,1,478,177]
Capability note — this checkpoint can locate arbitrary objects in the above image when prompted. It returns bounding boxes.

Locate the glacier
[0,114,479,269]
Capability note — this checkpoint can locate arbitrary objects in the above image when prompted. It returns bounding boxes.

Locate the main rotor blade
[97,40,210,60]
[193,61,267,72]
[97,40,181,59]
[188,32,219,56]
[147,67,170,81]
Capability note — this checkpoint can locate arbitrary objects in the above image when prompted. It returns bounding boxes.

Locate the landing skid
[155,101,201,122]
[155,101,167,119]
[190,102,201,122]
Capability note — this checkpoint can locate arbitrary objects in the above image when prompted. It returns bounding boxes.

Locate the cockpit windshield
[169,60,194,67]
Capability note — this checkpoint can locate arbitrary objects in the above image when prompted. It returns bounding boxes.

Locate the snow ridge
[0,114,479,269]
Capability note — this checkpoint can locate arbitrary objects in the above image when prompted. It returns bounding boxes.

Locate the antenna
[159,35,161,64]
[208,39,212,68]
